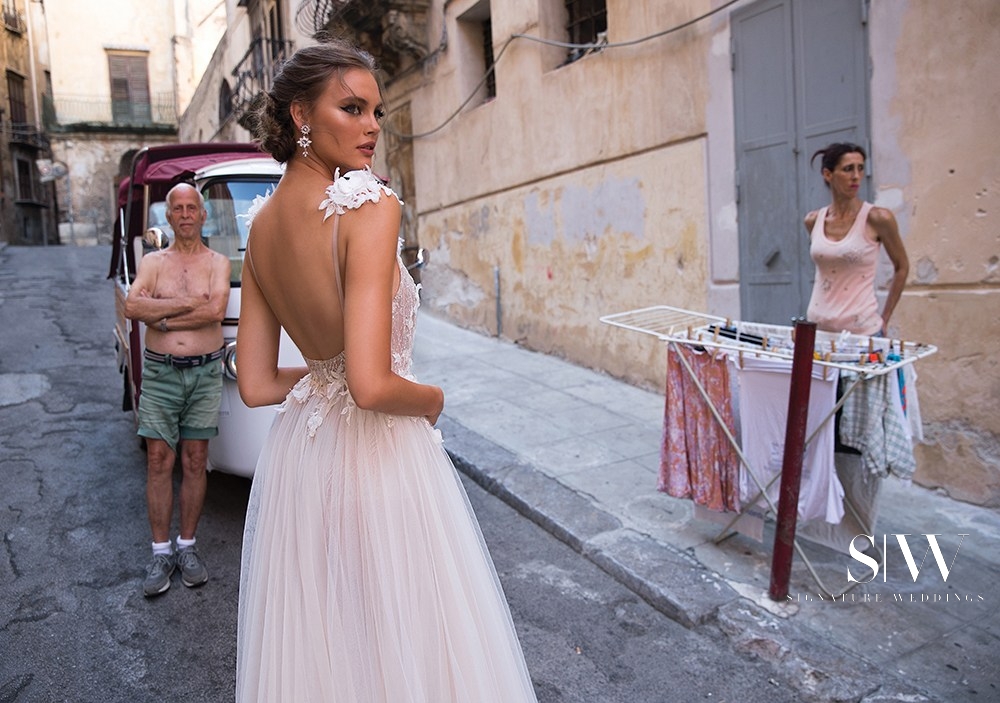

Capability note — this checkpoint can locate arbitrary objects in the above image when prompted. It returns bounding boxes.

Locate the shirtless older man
[124,182,230,597]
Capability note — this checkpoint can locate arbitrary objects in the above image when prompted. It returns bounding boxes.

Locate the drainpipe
[24,3,41,130]
[494,265,502,338]
[24,0,49,245]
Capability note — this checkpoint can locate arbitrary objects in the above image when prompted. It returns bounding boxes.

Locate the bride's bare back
[244,172,401,363]
[237,166,440,423]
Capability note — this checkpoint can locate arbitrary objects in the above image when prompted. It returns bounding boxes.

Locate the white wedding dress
[236,170,537,703]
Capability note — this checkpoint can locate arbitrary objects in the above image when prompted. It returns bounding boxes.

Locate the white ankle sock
[152,540,172,556]
[176,536,196,551]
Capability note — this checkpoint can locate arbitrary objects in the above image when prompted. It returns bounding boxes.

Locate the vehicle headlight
[223,340,238,380]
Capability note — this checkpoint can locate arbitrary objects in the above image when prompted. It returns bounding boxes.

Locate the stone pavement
[411,311,1000,703]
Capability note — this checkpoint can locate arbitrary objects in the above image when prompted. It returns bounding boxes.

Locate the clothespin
[859,352,866,365]
[687,325,693,340]
[822,352,831,380]
[762,335,768,350]
[712,326,720,344]
[738,349,744,369]
[868,337,874,354]
[831,340,837,354]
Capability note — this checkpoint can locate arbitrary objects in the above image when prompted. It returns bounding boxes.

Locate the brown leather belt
[144,347,224,369]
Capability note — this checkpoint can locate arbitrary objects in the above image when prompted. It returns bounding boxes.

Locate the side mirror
[402,246,426,271]
[142,227,169,252]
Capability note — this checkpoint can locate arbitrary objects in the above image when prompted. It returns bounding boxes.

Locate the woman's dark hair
[810,142,867,174]
[253,39,381,163]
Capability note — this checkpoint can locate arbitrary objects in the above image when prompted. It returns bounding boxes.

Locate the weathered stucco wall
[409,0,715,391]
[871,0,1000,506]
[180,15,253,144]
[48,134,177,246]
[398,0,1000,507]
[46,0,178,106]
[180,0,316,143]
[420,142,709,389]
[44,0,225,246]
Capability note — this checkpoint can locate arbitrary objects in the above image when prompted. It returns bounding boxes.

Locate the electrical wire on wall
[383,0,746,141]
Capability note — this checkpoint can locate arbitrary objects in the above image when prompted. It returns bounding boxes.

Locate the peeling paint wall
[405,0,715,392]
[392,0,1000,507]
[869,0,1000,506]
[420,144,709,388]
[49,134,176,246]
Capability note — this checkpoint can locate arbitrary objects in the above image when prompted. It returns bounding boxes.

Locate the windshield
[146,201,175,241]
[201,178,278,285]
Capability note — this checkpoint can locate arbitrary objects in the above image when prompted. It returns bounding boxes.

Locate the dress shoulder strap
[331,214,345,313]
[811,206,829,238]
[320,167,401,315]
[855,201,877,242]
[244,243,259,284]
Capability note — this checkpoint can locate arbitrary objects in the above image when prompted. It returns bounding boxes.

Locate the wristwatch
[159,318,168,332]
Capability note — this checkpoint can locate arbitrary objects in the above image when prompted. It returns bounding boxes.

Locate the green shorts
[137,356,223,453]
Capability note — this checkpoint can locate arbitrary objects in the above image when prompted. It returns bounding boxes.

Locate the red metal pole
[769,319,817,601]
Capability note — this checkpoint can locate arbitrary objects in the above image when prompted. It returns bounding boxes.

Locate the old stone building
[0,0,57,245]
[41,0,225,245]
[182,0,1000,507]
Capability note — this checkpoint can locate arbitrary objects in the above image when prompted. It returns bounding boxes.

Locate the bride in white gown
[234,41,537,702]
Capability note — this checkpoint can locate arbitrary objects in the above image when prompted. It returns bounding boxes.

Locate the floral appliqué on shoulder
[238,187,275,231]
[319,166,402,220]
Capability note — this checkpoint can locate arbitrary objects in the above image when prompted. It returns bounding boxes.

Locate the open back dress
[235,169,537,702]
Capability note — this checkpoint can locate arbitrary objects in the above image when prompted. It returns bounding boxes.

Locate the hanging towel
[838,371,916,480]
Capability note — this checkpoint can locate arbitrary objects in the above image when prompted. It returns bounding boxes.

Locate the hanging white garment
[732,356,844,524]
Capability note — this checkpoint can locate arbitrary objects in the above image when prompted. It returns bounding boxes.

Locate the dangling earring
[297,124,312,158]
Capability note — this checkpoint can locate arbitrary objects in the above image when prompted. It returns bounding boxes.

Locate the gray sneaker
[142,553,175,597]
[176,545,208,588]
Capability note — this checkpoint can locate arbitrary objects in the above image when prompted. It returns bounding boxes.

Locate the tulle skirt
[236,373,536,703]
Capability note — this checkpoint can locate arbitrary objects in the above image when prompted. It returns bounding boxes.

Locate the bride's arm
[342,197,444,424]
[236,251,309,408]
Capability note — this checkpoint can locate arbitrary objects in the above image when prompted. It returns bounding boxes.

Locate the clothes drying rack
[600,305,937,598]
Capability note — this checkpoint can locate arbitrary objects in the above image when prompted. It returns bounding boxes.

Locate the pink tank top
[806,201,882,335]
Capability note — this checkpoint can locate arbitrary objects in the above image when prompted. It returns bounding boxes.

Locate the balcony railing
[7,122,49,149]
[42,93,176,131]
[3,3,25,34]
[230,38,293,128]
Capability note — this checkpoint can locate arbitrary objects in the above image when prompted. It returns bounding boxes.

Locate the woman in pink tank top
[804,143,909,335]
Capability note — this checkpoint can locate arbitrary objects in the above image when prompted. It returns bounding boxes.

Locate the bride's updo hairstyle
[255,39,381,164]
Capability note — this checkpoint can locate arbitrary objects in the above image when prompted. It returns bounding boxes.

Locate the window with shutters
[565,0,607,63]
[219,80,233,123]
[7,70,26,124]
[107,52,151,125]
[16,157,33,201]
[457,0,495,106]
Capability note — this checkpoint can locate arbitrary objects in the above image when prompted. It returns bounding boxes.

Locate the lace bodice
[243,168,419,437]
[303,255,419,382]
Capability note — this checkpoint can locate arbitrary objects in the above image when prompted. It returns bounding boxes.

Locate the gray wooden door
[733,0,870,325]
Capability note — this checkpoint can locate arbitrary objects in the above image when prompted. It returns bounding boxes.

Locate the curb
[438,414,943,703]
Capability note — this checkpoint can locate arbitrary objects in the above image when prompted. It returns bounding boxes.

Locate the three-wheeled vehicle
[110,143,301,478]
